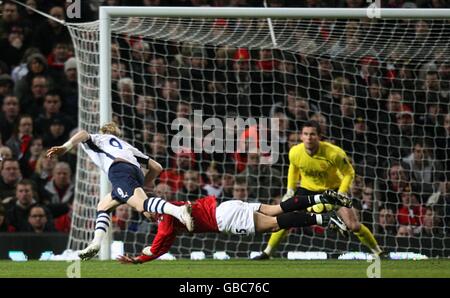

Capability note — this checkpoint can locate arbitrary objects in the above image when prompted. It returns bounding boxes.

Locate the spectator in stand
[0,202,14,232]
[0,60,8,76]
[43,161,74,206]
[133,95,156,150]
[57,128,78,175]
[5,114,33,160]
[238,152,283,204]
[203,162,222,197]
[21,0,45,33]
[388,104,423,159]
[320,76,349,118]
[0,74,14,102]
[217,170,234,203]
[330,95,359,144]
[433,180,450,235]
[286,94,311,131]
[415,70,442,122]
[175,100,192,121]
[397,190,426,230]
[145,55,167,96]
[153,182,174,201]
[378,207,397,236]
[330,96,366,160]
[396,224,413,237]
[0,158,22,200]
[61,57,78,125]
[231,176,258,203]
[309,112,330,141]
[15,53,50,108]
[271,111,290,177]
[365,77,386,129]
[111,60,128,84]
[53,204,71,233]
[155,79,181,132]
[382,90,404,129]
[401,138,443,201]
[35,91,73,136]
[2,179,37,231]
[254,48,277,116]
[43,116,69,148]
[112,204,134,232]
[0,94,20,143]
[287,131,302,149]
[159,149,196,192]
[31,152,57,199]
[356,55,382,96]
[342,0,366,8]
[20,75,51,116]
[376,162,409,211]
[358,185,375,232]
[179,47,210,110]
[310,54,335,107]
[438,61,450,100]
[0,1,20,40]
[135,95,156,128]
[435,113,450,174]
[20,136,44,178]
[32,6,71,56]
[112,77,136,138]
[0,146,13,159]
[149,132,170,169]
[0,25,27,70]
[22,204,56,233]
[175,170,208,202]
[10,47,40,83]
[350,175,364,202]
[419,207,444,237]
[47,42,70,80]
[351,117,378,175]
[225,48,260,117]
[274,52,297,98]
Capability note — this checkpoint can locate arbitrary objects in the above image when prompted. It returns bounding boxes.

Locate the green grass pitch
[0,259,449,278]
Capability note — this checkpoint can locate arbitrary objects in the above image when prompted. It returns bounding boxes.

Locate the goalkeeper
[253,120,383,259]
[117,190,352,264]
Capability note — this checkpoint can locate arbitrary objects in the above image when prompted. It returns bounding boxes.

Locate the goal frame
[97,6,450,259]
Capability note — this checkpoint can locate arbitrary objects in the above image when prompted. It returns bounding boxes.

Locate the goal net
[67,8,450,259]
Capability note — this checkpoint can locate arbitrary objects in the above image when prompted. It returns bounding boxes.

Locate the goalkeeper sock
[354,224,382,254]
[280,194,322,212]
[92,211,111,246]
[276,211,318,229]
[264,229,288,256]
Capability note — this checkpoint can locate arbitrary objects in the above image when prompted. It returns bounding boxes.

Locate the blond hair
[100,122,122,137]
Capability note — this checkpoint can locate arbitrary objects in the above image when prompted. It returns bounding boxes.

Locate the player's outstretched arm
[47,130,90,158]
[117,253,159,264]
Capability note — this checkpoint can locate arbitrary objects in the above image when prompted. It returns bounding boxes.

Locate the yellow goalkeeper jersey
[287,141,355,193]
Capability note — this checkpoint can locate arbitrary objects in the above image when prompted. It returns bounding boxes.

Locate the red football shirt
[136,195,219,263]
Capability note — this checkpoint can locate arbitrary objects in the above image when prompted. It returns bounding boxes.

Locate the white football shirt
[80,133,149,175]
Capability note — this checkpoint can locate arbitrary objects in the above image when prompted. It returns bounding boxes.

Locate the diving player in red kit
[117,190,352,264]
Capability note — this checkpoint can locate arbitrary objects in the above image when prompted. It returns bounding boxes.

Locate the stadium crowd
[0,0,449,248]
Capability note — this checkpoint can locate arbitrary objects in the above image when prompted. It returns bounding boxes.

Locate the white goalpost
[67,7,450,260]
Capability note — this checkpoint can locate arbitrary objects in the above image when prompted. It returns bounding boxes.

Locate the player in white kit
[46,122,194,260]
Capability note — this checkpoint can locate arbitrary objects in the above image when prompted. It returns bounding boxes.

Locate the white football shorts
[215,200,262,235]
